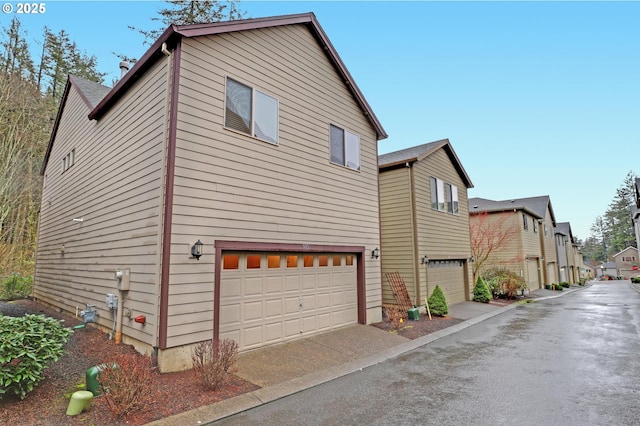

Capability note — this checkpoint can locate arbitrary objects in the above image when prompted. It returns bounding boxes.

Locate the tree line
[0,1,245,277]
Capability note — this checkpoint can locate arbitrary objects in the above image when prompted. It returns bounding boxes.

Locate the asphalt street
[211,281,640,426]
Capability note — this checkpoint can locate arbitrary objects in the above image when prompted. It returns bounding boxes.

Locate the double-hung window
[329,124,360,171]
[430,177,445,212]
[225,78,278,144]
[523,214,529,230]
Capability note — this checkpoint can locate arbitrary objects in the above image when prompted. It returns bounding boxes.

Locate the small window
[318,255,329,267]
[303,255,314,267]
[523,214,528,230]
[446,184,459,215]
[267,255,281,269]
[329,124,360,171]
[62,148,75,173]
[345,255,354,266]
[533,220,538,233]
[287,255,298,268]
[332,255,341,267]
[223,254,239,270]
[225,78,278,144]
[246,255,261,269]
[430,177,445,212]
[544,224,548,236]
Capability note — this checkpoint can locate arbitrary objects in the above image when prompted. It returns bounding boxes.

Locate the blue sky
[5,1,639,241]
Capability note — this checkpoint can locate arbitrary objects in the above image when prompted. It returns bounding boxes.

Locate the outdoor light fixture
[468,256,475,263]
[191,239,204,260]
[420,255,429,265]
[371,247,380,259]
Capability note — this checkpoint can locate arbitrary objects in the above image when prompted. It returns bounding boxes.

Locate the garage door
[220,252,357,351]
[427,260,466,305]
[527,259,540,290]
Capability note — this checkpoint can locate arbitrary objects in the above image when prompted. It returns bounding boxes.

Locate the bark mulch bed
[0,299,259,426]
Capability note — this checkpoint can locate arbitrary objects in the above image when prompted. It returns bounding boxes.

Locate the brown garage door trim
[214,240,366,342]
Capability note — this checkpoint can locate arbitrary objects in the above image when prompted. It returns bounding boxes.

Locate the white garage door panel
[220,252,358,351]
[428,261,466,305]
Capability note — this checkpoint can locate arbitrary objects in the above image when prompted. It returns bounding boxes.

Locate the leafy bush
[99,354,154,418]
[191,338,239,391]
[559,282,570,288]
[427,285,448,316]
[482,268,525,299]
[472,276,492,303]
[0,314,73,400]
[631,277,640,284]
[0,274,33,301]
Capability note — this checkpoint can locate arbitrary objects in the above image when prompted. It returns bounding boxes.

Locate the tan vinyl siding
[379,168,415,304]
[34,58,169,348]
[413,151,471,301]
[165,25,381,347]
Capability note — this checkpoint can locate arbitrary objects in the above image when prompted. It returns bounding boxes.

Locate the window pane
[446,183,453,213]
[246,255,261,269]
[287,255,298,268]
[225,79,252,134]
[345,255,354,266]
[330,125,345,165]
[437,179,445,211]
[223,254,239,270]
[268,255,281,268]
[430,177,438,210]
[451,185,458,214]
[345,131,360,170]
[303,255,314,267]
[254,90,278,143]
[333,255,341,266]
[318,255,329,267]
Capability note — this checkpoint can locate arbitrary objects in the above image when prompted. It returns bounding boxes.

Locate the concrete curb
[148,284,588,426]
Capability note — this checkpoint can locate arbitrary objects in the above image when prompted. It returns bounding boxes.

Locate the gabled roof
[613,246,639,258]
[468,197,541,219]
[40,76,111,174]
[378,139,474,188]
[470,195,556,225]
[88,12,386,139]
[555,222,574,241]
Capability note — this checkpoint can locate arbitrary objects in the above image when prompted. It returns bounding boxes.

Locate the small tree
[472,276,492,303]
[469,210,520,283]
[427,285,448,317]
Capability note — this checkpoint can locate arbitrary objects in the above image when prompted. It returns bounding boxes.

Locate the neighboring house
[468,198,543,292]
[555,222,576,283]
[34,13,387,372]
[598,262,617,278]
[613,247,640,279]
[378,139,474,307]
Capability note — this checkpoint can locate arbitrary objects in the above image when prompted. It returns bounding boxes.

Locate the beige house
[469,195,559,288]
[378,140,474,307]
[468,198,544,291]
[555,222,577,283]
[613,247,640,279]
[34,13,387,372]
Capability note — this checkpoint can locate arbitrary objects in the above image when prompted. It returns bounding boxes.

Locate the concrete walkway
[147,284,586,426]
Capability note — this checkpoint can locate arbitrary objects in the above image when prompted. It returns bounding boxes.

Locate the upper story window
[523,214,528,230]
[446,183,459,215]
[533,220,538,233]
[225,78,278,144]
[544,223,548,237]
[430,177,445,212]
[329,124,360,171]
[62,148,75,173]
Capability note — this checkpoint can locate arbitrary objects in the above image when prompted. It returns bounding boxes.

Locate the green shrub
[427,285,448,317]
[482,268,525,299]
[472,276,492,303]
[559,282,570,288]
[631,277,640,284]
[0,274,33,301]
[0,314,73,400]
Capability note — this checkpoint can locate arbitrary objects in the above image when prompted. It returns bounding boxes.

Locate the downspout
[408,162,420,305]
[154,42,175,350]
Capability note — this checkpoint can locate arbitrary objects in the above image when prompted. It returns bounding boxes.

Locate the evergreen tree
[604,171,637,254]
[131,0,246,45]
[472,276,492,303]
[1,17,35,80]
[427,285,448,317]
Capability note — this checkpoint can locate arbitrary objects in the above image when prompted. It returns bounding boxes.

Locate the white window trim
[430,177,446,212]
[447,183,459,215]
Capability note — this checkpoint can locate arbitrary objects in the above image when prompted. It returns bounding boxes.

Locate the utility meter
[114,268,130,291]
[105,293,118,310]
